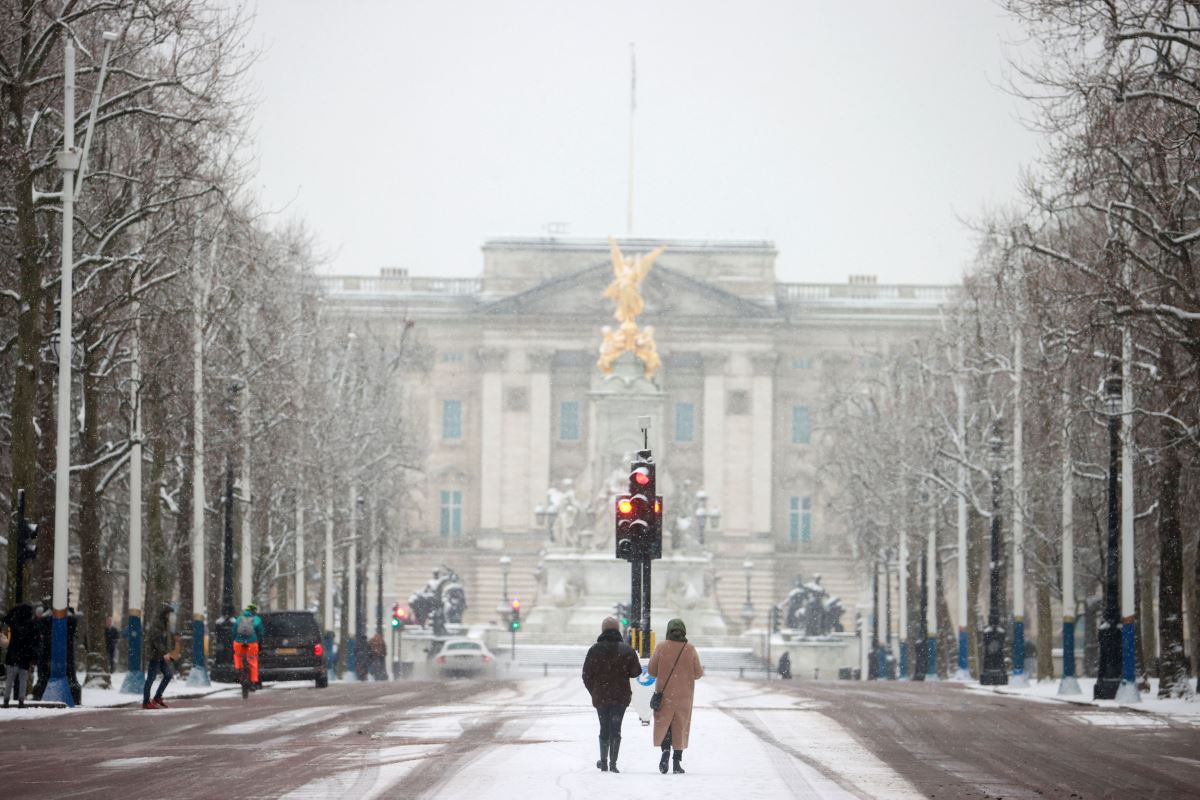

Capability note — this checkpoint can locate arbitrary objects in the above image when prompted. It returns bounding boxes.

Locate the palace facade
[322,237,954,635]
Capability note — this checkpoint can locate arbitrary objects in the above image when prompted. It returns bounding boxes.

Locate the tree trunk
[967,508,985,677]
[144,386,170,620]
[936,547,955,678]
[78,363,112,689]
[1157,428,1189,696]
[1036,533,1055,681]
[5,79,44,610]
[33,329,57,604]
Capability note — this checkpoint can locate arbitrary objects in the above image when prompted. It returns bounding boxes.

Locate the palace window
[560,400,580,441]
[439,350,465,364]
[440,490,463,537]
[790,496,812,544]
[675,402,695,443]
[791,356,812,370]
[792,405,812,444]
[442,399,462,440]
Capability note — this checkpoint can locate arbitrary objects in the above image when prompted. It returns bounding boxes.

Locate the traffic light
[15,508,37,565]
[615,494,637,560]
[391,604,408,629]
[509,599,522,632]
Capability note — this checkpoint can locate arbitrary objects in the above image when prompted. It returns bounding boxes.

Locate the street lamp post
[925,501,938,682]
[43,32,118,707]
[1095,365,1123,700]
[980,426,1009,686]
[120,277,145,696]
[693,491,720,548]
[1058,387,1080,696]
[499,555,511,604]
[741,559,755,635]
[884,548,894,680]
[898,527,909,680]
[534,501,559,543]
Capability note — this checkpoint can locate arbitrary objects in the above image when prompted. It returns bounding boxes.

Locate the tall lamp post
[43,32,118,707]
[741,559,755,634]
[120,274,145,696]
[534,499,559,543]
[1058,387,1080,695]
[898,525,909,680]
[980,426,1008,685]
[499,555,511,604]
[1095,364,1123,700]
[693,491,720,548]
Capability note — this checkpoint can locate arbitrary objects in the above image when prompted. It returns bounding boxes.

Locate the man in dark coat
[104,616,120,673]
[582,616,642,773]
[2,603,39,708]
[143,603,180,710]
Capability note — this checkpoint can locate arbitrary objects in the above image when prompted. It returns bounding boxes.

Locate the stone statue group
[408,566,468,636]
[777,575,844,637]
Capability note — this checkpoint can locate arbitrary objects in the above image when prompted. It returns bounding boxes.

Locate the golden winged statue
[597,238,665,377]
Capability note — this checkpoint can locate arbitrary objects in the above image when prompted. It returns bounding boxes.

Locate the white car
[432,638,496,678]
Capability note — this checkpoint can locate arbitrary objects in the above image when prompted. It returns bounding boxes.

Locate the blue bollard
[119,613,145,695]
[187,617,210,686]
[1010,618,1028,687]
[42,615,75,706]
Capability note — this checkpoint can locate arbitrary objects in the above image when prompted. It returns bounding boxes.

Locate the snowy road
[1,676,1196,799]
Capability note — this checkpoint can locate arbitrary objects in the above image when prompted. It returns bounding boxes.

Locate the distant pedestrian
[2,603,39,709]
[368,633,387,681]
[778,651,792,680]
[104,616,120,673]
[143,603,180,710]
[582,616,641,773]
[647,618,704,774]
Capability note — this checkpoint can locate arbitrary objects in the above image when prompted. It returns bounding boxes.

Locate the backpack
[237,615,256,639]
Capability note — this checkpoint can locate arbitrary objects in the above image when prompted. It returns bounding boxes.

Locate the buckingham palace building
[322,237,954,639]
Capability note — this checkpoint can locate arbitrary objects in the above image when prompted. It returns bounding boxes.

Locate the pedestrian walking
[143,603,181,710]
[778,651,792,680]
[104,616,120,674]
[582,616,642,773]
[232,603,264,690]
[2,603,39,708]
[647,618,704,774]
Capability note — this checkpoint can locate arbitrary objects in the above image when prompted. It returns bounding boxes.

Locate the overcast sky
[245,1,1042,285]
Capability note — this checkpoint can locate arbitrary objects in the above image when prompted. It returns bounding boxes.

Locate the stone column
[702,353,728,532]
[477,347,507,531]
[527,350,554,521]
[750,352,777,535]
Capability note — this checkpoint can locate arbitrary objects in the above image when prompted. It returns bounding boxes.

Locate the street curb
[92,685,241,710]
[968,683,1161,716]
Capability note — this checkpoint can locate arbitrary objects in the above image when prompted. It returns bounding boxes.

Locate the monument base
[525,549,727,638]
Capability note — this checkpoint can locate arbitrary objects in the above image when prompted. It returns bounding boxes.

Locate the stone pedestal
[747,631,861,679]
[525,548,727,638]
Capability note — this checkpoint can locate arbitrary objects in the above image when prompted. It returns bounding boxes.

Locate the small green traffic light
[391,616,400,628]
[620,617,629,626]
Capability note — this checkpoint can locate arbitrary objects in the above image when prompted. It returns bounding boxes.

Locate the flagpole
[626,42,636,237]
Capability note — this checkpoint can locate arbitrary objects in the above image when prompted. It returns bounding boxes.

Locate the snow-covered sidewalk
[966,676,1200,725]
[0,671,248,720]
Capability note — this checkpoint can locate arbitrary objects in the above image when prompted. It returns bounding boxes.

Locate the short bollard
[738,667,744,679]
[543,663,548,677]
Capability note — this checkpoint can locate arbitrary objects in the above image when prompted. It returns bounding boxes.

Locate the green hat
[666,618,687,642]
[246,602,258,613]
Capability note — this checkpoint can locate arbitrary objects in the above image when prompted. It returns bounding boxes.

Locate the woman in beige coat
[647,618,704,774]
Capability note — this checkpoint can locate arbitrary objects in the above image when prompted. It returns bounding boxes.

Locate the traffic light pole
[629,560,641,651]
[640,558,652,658]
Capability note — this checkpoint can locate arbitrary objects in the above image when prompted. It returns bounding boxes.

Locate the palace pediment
[479,262,775,320]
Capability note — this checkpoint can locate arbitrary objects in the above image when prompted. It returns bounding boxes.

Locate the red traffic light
[632,467,651,486]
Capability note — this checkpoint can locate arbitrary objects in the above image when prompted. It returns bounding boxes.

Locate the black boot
[672,750,685,774]
[596,737,609,771]
[659,748,670,774]
[608,736,621,773]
